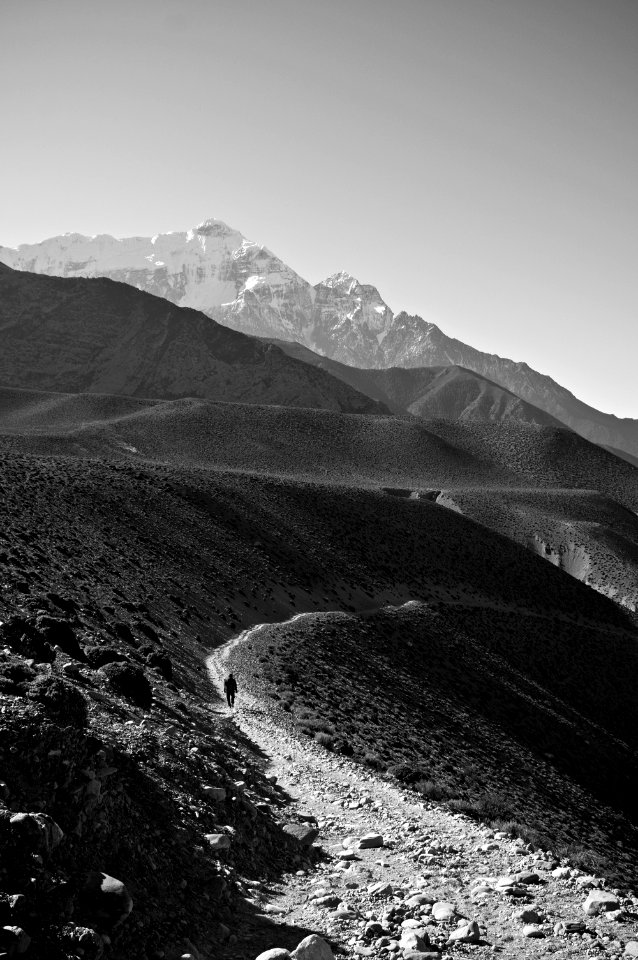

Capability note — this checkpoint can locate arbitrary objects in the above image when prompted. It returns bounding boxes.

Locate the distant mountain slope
[3,219,637,457]
[0,264,386,415]
[264,339,563,426]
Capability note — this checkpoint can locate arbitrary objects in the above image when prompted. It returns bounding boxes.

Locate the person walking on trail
[224,672,238,708]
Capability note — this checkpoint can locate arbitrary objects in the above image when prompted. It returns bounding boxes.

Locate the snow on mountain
[3,219,638,458]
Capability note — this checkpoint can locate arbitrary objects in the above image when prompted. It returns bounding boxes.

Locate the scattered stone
[554,920,586,935]
[205,834,231,851]
[0,925,31,954]
[357,833,383,849]
[292,934,334,960]
[202,785,227,801]
[283,823,319,846]
[432,901,456,921]
[400,930,430,952]
[447,921,481,944]
[522,925,545,938]
[368,881,393,897]
[513,908,542,924]
[583,890,620,916]
[81,872,133,929]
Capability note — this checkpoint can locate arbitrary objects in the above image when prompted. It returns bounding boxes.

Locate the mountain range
[0,263,383,415]
[2,218,637,458]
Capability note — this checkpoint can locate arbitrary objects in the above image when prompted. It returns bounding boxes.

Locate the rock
[202,785,227,801]
[554,920,586,935]
[357,833,383,849]
[255,950,292,960]
[283,823,319,846]
[364,921,385,938]
[0,925,31,954]
[522,925,545,938]
[313,895,340,909]
[333,905,357,919]
[297,811,318,823]
[514,909,542,924]
[624,942,638,957]
[432,901,456,921]
[205,834,231,851]
[552,867,572,880]
[583,890,620,916]
[448,921,481,944]
[61,925,104,960]
[405,894,434,907]
[515,872,541,885]
[36,615,83,659]
[368,881,393,897]
[400,930,430,952]
[292,934,334,960]
[81,872,133,929]
[99,661,152,708]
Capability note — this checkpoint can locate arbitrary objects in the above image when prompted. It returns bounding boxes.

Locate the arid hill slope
[0,264,385,415]
[228,597,638,887]
[266,339,563,427]
[1,386,637,510]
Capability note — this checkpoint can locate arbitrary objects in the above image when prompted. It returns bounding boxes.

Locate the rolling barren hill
[1,385,637,510]
[266,340,564,427]
[0,264,386,415]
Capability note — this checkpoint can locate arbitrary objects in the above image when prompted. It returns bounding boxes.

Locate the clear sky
[2,0,637,417]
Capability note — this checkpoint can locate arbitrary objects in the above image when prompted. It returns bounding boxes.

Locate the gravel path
[206,617,638,960]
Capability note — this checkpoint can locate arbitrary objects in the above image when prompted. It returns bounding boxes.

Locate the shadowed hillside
[0,264,386,415]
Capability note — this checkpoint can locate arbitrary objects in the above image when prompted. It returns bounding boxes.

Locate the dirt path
[205,613,638,960]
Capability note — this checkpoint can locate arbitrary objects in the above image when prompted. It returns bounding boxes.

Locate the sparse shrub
[415,779,453,801]
[100,661,152,708]
[363,751,386,771]
[315,732,335,749]
[27,675,88,726]
[387,762,428,784]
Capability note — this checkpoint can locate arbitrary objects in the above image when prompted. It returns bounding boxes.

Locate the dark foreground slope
[0,449,636,959]
[228,599,638,887]
[0,264,385,415]
[268,339,564,427]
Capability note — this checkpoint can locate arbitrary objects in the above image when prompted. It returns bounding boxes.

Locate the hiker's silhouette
[224,672,238,707]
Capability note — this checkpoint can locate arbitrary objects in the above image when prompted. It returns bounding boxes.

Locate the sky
[2,0,637,417]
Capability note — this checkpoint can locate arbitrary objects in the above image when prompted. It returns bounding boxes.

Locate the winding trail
[203,607,634,960]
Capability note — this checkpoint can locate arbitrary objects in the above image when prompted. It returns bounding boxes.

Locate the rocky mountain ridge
[0,264,386,415]
[3,219,638,457]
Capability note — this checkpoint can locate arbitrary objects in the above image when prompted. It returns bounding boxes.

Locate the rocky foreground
[212,637,638,960]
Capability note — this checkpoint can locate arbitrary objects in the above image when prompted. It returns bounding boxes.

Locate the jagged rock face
[0,219,317,344]
[309,272,393,364]
[3,220,638,457]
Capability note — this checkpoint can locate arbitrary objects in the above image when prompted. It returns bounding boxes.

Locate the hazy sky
[2,0,637,417]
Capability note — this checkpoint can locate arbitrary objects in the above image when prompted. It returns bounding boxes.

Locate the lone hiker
[224,672,238,708]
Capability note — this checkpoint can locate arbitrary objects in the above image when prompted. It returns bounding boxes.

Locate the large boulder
[80,872,133,931]
[283,823,319,846]
[292,935,334,960]
[582,890,620,916]
[35,616,83,660]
